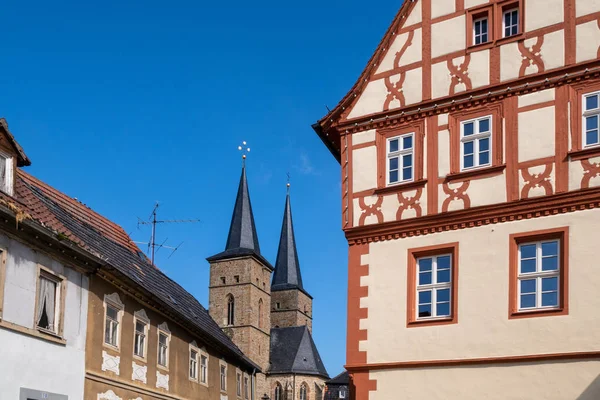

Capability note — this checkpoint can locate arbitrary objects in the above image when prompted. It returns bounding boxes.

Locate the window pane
[159,333,167,345]
[403,135,413,149]
[389,157,399,170]
[481,32,488,42]
[520,279,536,294]
[520,258,536,273]
[479,118,490,133]
[437,255,451,270]
[520,244,536,259]
[419,272,432,285]
[418,290,432,304]
[542,256,558,271]
[475,20,481,35]
[419,258,433,272]
[542,292,558,307]
[482,18,488,32]
[418,304,432,318]
[389,139,399,153]
[520,293,536,308]
[479,138,490,152]
[107,306,118,320]
[464,141,474,155]
[437,269,451,284]
[586,95,599,110]
[587,130,599,145]
[437,288,450,302]
[542,277,558,292]
[504,12,511,27]
[402,167,412,181]
[463,122,474,136]
[437,302,450,317]
[464,154,474,168]
[136,321,145,333]
[389,170,398,183]
[403,154,412,168]
[479,150,490,165]
[586,115,598,130]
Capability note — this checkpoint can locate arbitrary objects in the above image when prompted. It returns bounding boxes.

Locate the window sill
[157,364,169,373]
[509,308,567,319]
[373,179,427,195]
[445,164,506,182]
[103,342,121,353]
[0,319,66,345]
[495,33,524,46]
[466,42,495,53]
[407,317,457,328]
[133,354,147,363]
[568,146,600,161]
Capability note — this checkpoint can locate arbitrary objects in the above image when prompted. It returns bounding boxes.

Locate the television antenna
[135,202,200,265]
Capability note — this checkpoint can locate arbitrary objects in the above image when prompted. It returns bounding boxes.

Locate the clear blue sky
[2,0,401,375]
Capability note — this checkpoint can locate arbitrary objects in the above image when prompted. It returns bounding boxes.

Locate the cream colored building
[313,0,600,399]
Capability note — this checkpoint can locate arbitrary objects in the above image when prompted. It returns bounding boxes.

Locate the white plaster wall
[352,146,377,192]
[404,0,422,27]
[348,79,387,120]
[576,21,600,64]
[467,173,507,207]
[518,88,555,108]
[540,31,566,72]
[431,15,466,59]
[526,0,564,32]
[376,29,422,74]
[380,195,400,222]
[517,106,556,162]
[364,209,600,363]
[431,0,455,20]
[500,42,522,82]
[438,113,449,126]
[403,68,423,106]
[469,49,490,89]
[464,0,488,8]
[576,0,600,18]
[371,360,600,400]
[0,234,88,398]
[352,129,376,146]
[431,61,452,100]
[437,129,450,177]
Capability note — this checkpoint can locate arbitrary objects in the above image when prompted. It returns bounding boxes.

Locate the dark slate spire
[272,187,309,295]
[207,165,272,269]
[269,326,329,378]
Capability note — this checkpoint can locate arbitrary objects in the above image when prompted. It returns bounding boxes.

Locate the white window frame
[517,240,561,311]
[35,267,64,336]
[416,254,453,320]
[103,293,124,350]
[236,369,243,398]
[460,116,492,171]
[582,91,600,147]
[189,344,199,382]
[157,325,171,369]
[386,133,414,186]
[473,16,489,45]
[339,389,347,399]
[199,350,209,386]
[220,361,228,392]
[0,151,14,196]
[244,374,250,400]
[503,8,519,38]
[133,310,149,360]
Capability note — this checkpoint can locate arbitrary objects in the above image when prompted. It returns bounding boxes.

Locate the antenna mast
[136,202,200,265]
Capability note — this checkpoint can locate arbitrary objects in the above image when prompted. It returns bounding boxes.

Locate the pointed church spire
[207,163,272,269]
[272,185,308,294]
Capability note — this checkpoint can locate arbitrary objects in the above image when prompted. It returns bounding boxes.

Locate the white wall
[0,233,88,399]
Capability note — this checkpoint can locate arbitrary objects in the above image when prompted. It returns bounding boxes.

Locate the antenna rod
[151,203,158,265]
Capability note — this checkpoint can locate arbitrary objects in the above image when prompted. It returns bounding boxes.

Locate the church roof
[207,165,273,269]
[271,190,311,298]
[326,371,349,385]
[269,325,329,378]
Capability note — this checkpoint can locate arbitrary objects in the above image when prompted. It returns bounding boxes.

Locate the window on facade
[461,116,491,170]
[416,254,452,319]
[227,295,235,326]
[244,376,249,399]
[221,277,226,284]
[190,349,198,381]
[503,8,519,37]
[133,320,147,358]
[299,383,307,400]
[583,92,600,147]
[518,240,561,310]
[36,272,61,334]
[339,389,347,399]
[158,332,169,367]
[473,17,488,45]
[220,364,227,391]
[0,153,13,195]
[237,372,242,397]
[387,133,414,185]
[258,299,263,329]
[200,354,208,384]
[275,383,282,400]
[234,275,240,283]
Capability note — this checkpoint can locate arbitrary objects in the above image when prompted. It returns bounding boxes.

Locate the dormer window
[0,152,14,195]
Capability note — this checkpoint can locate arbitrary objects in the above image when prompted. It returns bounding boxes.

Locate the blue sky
[1,0,401,375]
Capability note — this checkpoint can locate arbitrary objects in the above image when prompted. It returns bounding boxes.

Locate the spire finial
[286,172,291,194]
[238,141,251,165]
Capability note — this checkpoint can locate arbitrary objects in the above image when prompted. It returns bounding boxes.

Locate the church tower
[207,164,273,374]
[271,186,314,332]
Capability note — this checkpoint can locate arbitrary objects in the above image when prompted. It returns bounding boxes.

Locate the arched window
[274,382,282,400]
[227,294,235,326]
[258,299,263,329]
[299,383,308,400]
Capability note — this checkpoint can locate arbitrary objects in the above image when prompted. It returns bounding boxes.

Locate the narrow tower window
[258,298,263,329]
[227,294,235,326]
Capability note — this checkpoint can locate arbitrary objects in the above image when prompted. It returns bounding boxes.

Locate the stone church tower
[208,164,329,400]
